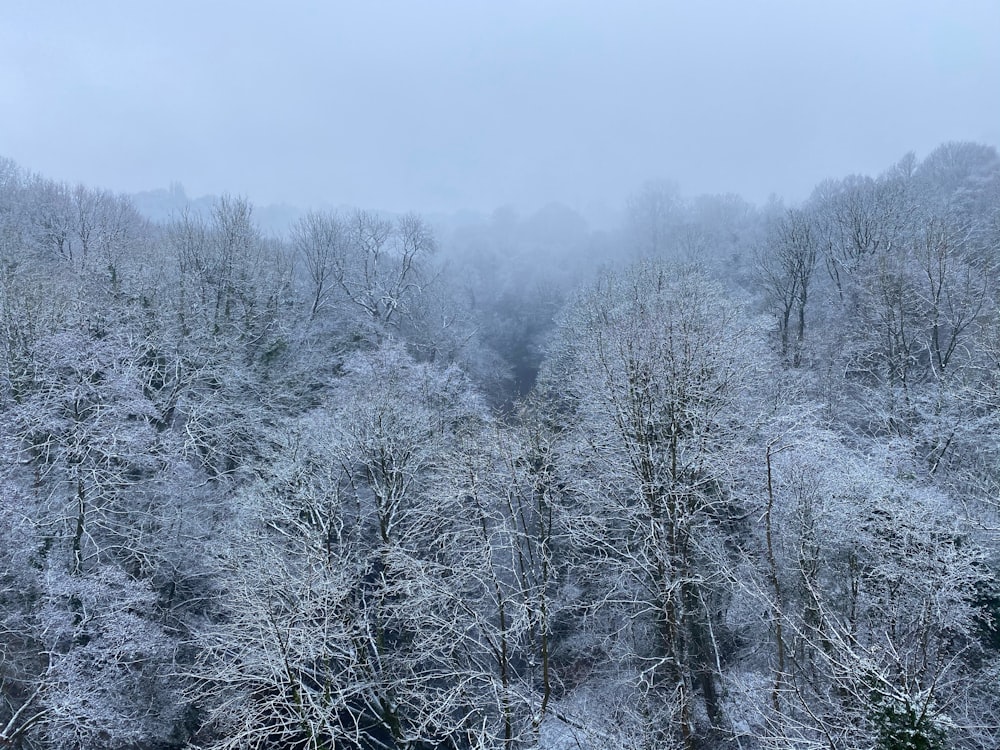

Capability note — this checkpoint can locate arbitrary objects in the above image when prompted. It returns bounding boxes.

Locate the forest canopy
[1,142,999,749]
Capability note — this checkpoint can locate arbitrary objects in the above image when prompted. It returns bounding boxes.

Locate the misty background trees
[1,143,999,749]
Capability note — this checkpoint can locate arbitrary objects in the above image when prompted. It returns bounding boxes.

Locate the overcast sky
[2,1,998,215]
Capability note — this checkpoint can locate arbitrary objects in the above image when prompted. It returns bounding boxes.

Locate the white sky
[1,0,998,214]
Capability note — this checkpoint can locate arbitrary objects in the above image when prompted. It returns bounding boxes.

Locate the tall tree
[542,261,769,749]
[755,208,820,366]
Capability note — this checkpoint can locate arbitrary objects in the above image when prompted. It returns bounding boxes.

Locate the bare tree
[192,343,486,749]
[811,174,914,299]
[625,181,682,258]
[336,210,435,329]
[291,210,346,320]
[755,208,820,365]
[544,261,769,749]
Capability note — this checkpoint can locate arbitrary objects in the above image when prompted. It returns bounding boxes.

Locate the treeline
[0,144,998,750]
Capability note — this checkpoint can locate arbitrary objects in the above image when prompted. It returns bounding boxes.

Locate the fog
[6,5,1000,748]
[2,0,998,215]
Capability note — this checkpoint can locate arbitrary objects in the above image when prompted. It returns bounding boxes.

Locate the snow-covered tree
[541,261,770,749]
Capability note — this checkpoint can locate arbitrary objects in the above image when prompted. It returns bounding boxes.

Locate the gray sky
[2,0,998,215]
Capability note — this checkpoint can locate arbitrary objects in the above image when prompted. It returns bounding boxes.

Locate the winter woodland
[1,143,999,749]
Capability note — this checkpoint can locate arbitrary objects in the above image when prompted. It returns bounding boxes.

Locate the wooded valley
[1,142,999,749]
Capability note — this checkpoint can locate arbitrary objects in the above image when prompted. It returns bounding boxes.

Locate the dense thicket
[1,144,998,749]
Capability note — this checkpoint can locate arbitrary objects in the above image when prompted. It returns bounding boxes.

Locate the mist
[3,5,1000,750]
[2,0,998,217]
